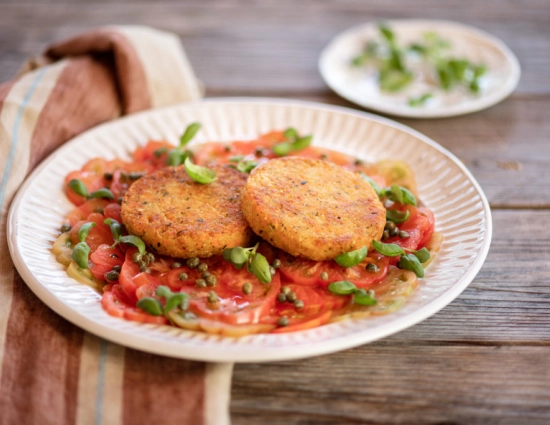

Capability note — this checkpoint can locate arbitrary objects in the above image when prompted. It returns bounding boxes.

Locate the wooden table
[2,1,549,423]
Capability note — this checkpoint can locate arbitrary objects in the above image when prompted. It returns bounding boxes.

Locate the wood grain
[1,0,549,423]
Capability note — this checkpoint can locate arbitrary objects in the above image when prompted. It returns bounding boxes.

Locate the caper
[277,316,289,327]
[223,145,231,152]
[60,223,71,233]
[128,172,143,180]
[354,159,364,166]
[366,263,380,273]
[140,266,151,274]
[205,275,217,287]
[242,282,253,295]
[281,286,291,295]
[171,261,182,269]
[197,263,208,273]
[385,221,397,231]
[103,172,113,181]
[277,293,287,303]
[132,250,143,263]
[202,271,211,279]
[195,279,207,288]
[399,230,410,239]
[320,153,328,160]
[271,259,281,269]
[117,197,123,205]
[105,270,119,281]
[141,255,150,266]
[187,257,200,268]
[255,147,264,156]
[320,271,329,281]
[147,253,155,263]
[287,291,297,302]
[383,230,390,239]
[389,227,399,237]
[178,272,188,281]
[112,265,122,273]
[294,299,305,310]
[269,266,276,277]
[207,291,218,304]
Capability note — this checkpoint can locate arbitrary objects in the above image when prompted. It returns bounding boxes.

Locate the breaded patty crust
[241,157,386,261]
[121,164,254,258]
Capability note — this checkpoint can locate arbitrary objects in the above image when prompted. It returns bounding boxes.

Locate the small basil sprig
[166,122,201,166]
[372,240,431,278]
[71,222,96,268]
[184,157,216,184]
[230,159,258,174]
[334,246,367,268]
[386,209,410,223]
[104,218,146,255]
[137,285,189,318]
[223,243,272,284]
[68,179,114,200]
[328,280,377,306]
[385,184,417,206]
[273,127,313,156]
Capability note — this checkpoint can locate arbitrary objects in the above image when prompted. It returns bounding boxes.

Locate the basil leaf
[222,247,233,262]
[167,149,183,166]
[389,185,404,204]
[104,218,122,241]
[229,246,249,268]
[328,280,357,295]
[164,293,187,314]
[68,179,88,198]
[292,135,312,151]
[360,174,383,197]
[119,235,146,255]
[229,155,244,162]
[156,285,173,299]
[379,69,413,92]
[273,142,293,157]
[387,185,417,206]
[400,187,417,206]
[184,157,216,184]
[180,122,201,147]
[398,253,424,278]
[334,246,367,268]
[78,222,96,242]
[372,240,405,257]
[72,241,91,269]
[284,127,298,140]
[137,297,164,316]
[89,188,114,200]
[414,247,431,264]
[353,289,378,306]
[236,160,258,173]
[379,24,395,45]
[249,252,272,284]
[408,93,433,107]
[386,209,410,224]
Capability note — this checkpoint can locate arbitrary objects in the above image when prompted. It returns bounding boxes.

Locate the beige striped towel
[0,26,232,425]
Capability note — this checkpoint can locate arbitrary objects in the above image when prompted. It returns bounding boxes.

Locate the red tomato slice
[66,199,110,226]
[133,140,174,170]
[103,203,122,223]
[64,170,106,206]
[70,213,114,251]
[101,290,168,324]
[279,252,389,289]
[384,206,435,251]
[275,284,349,317]
[118,248,141,305]
[90,244,124,281]
[270,311,332,334]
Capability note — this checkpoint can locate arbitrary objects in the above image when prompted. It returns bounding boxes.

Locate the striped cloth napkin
[0,26,232,425]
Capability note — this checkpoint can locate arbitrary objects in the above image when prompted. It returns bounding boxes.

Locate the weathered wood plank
[232,345,550,425]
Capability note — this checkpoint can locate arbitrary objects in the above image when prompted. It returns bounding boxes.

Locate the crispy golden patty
[121,164,253,258]
[241,157,386,261]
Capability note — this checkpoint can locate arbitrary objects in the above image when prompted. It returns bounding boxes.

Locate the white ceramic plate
[319,20,521,118]
[8,98,491,362]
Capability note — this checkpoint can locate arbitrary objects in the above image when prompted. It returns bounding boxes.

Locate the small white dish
[8,98,492,362]
[319,20,521,118]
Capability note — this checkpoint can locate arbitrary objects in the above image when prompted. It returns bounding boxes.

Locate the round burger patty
[121,164,254,258]
[241,157,386,261]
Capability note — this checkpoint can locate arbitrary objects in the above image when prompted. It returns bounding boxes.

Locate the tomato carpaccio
[59,130,436,335]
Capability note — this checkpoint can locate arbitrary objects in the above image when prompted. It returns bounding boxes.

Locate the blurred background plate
[8,98,491,362]
[319,20,520,118]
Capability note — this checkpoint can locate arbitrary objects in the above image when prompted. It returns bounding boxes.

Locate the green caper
[389,227,399,237]
[385,221,397,231]
[223,145,231,152]
[103,172,113,181]
[207,291,219,304]
[294,299,305,310]
[383,230,390,239]
[255,147,264,156]
[132,252,143,263]
[112,265,122,273]
[242,282,253,295]
[277,316,289,327]
[287,291,297,302]
[105,270,119,281]
[320,153,328,160]
[320,271,329,281]
[197,263,208,273]
[137,260,147,269]
[366,263,380,273]
[269,266,276,277]
[187,257,200,268]
[141,255,151,266]
[178,272,188,281]
[277,293,287,303]
[281,286,291,295]
[128,172,143,180]
[196,279,207,288]
[271,259,281,269]
[60,223,71,233]
[147,253,155,263]
[354,159,364,166]
[117,197,123,205]
[201,271,211,279]
[399,230,410,239]
[205,275,217,287]
[140,266,151,274]
[171,261,182,269]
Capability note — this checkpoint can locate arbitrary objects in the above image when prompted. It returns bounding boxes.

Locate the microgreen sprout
[68,179,114,200]
[372,240,431,278]
[166,122,201,166]
[328,280,378,306]
[273,127,313,157]
[334,246,367,268]
[137,286,190,319]
[71,221,96,269]
[184,157,217,184]
[223,243,272,283]
[104,218,146,255]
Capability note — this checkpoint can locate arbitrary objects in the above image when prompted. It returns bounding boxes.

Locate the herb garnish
[223,243,272,284]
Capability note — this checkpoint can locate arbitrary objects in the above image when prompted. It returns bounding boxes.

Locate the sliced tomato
[66,199,110,226]
[90,244,124,281]
[275,284,348,317]
[384,206,435,251]
[109,169,132,201]
[270,311,332,334]
[118,248,141,305]
[279,252,389,289]
[103,203,122,223]
[101,289,168,324]
[133,140,174,170]
[64,170,106,206]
